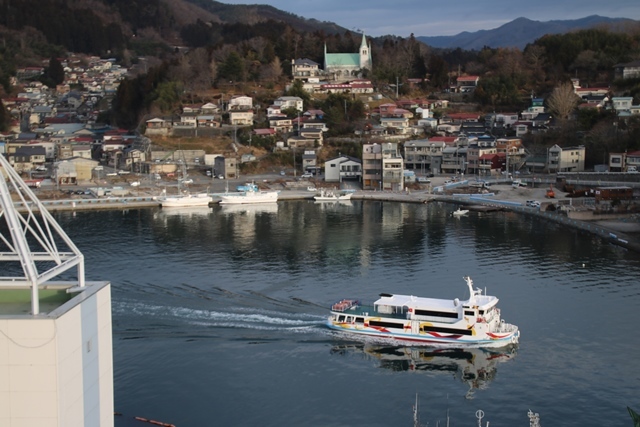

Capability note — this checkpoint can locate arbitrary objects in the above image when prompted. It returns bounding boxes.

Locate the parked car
[301,173,313,178]
[181,178,194,184]
[417,177,430,183]
[526,200,541,208]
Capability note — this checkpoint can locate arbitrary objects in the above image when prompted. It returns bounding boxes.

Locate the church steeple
[359,33,371,70]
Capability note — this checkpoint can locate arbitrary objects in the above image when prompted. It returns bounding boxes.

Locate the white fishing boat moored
[159,192,212,208]
[218,185,279,205]
[327,276,519,347]
[314,189,353,202]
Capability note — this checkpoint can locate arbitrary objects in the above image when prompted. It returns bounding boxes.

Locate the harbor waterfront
[19,182,640,253]
[45,200,639,426]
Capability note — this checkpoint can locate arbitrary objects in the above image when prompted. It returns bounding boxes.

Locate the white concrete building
[0,155,114,427]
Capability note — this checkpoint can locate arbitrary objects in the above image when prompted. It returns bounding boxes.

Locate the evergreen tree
[47,57,65,86]
[0,98,9,132]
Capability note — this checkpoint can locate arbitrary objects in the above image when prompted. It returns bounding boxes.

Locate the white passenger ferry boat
[328,277,519,347]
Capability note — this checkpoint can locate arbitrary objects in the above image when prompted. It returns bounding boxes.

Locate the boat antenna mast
[0,155,85,315]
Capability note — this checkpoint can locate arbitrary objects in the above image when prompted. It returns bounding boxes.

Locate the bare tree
[260,57,282,82]
[547,82,579,121]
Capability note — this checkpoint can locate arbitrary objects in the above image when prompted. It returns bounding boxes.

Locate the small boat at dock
[452,207,469,216]
[314,189,353,202]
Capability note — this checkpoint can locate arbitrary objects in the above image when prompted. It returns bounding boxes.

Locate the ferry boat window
[338,315,345,322]
[355,317,364,324]
[479,310,485,315]
[346,316,353,323]
[464,310,475,316]
[415,309,458,319]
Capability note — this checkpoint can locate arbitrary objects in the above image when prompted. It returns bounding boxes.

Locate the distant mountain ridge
[417,15,640,50]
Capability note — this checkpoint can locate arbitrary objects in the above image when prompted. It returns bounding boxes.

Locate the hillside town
[1,44,640,197]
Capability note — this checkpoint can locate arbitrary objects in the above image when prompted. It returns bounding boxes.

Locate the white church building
[324,33,372,82]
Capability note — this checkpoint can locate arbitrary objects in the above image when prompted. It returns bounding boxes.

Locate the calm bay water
[53,200,640,427]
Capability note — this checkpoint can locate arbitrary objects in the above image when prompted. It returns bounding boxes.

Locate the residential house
[228,95,253,111]
[71,144,92,160]
[181,104,202,114]
[291,58,321,81]
[268,116,293,133]
[379,117,410,134]
[362,143,382,190]
[609,150,640,172]
[145,118,170,136]
[323,155,362,183]
[10,146,46,172]
[213,155,237,180]
[441,145,467,176]
[298,128,323,145]
[229,110,254,126]
[122,147,146,172]
[613,60,640,79]
[201,102,221,115]
[301,120,328,133]
[286,135,314,149]
[55,157,99,184]
[460,121,488,136]
[252,128,276,138]
[304,109,325,120]
[548,144,585,173]
[380,142,404,191]
[513,120,533,137]
[611,97,633,114]
[456,75,479,92]
[267,105,282,116]
[179,112,198,127]
[274,96,304,112]
[478,152,506,176]
[301,150,318,173]
[378,103,398,117]
[403,139,433,174]
[349,79,374,93]
[467,142,498,176]
[494,113,519,128]
[497,138,526,173]
[196,115,219,127]
[521,97,546,120]
[625,151,640,171]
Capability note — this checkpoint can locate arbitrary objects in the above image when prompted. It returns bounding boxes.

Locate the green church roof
[325,53,360,67]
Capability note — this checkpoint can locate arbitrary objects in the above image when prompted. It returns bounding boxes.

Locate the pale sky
[219,0,640,37]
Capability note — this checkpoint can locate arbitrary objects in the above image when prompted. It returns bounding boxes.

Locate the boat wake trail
[113,301,326,334]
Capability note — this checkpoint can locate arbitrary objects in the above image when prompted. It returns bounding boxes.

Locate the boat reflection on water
[154,206,212,218]
[330,344,517,399]
[219,202,278,215]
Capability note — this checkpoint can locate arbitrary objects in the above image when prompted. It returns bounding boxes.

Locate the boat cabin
[374,293,460,321]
